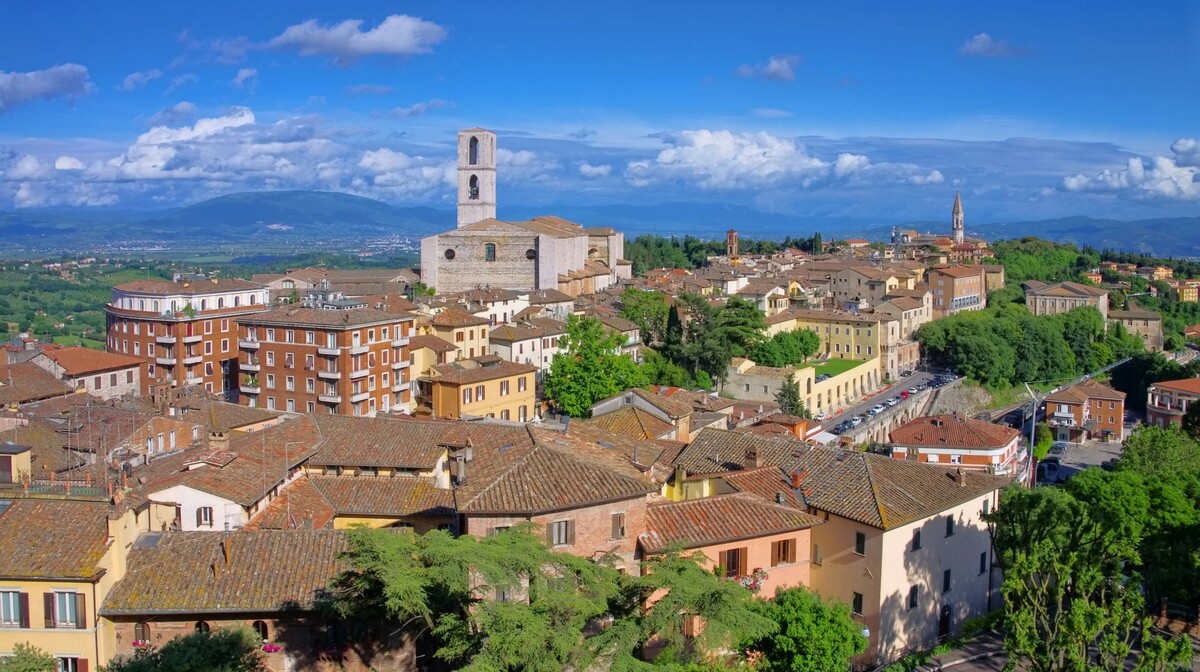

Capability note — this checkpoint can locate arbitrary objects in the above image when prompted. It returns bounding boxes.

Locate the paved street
[820,369,938,433]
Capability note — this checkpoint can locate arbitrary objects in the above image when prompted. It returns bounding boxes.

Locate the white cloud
[268,15,447,65]
[165,74,197,94]
[4,155,52,180]
[121,69,162,91]
[497,148,559,181]
[357,147,454,197]
[0,64,93,112]
[625,130,828,189]
[147,101,197,127]
[55,155,84,170]
[735,55,802,81]
[345,84,394,96]
[578,162,612,179]
[960,33,1026,58]
[834,153,870,177]
[911,170,945,185]
[232,68,258,90]
[1060,139,1200,201]
[389,98,450,117]
[752,107,792,118]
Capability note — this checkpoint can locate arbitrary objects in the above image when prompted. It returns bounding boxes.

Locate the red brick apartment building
[887,414,1025,478]
[105,278,270,397]
[236,297,416,416]
[1043,379,1125,443]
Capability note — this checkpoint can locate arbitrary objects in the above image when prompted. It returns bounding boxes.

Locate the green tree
[744,587,867,672]
[620,288,671,346]
[0,643,54,672]
[774,377,808,417]
[717,297,767,358]
[1182,404,1200,440]
[643,348,695,388]
[545,315,648,418]
[812,232,823,254]
[102,627,265,672]
[1032,422,1053,460]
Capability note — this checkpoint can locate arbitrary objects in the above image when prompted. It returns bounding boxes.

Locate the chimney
[454,454,468,486]
[208,428,228,452]
[791,472,802,488]
[746,448,760,468]
[775,492,785,505]
[222,536,233,565]
[675,465,687,485]
[956,467,966,486]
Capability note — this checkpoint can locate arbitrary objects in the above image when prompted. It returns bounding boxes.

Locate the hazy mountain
[3,191,1200,258]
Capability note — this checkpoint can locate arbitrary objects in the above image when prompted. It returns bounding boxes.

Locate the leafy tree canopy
[102,627,266,672]
[544,315,648,418]
[743,587,867,672]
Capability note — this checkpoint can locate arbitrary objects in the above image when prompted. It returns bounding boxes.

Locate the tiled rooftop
[641,492,822,552]
[0,499,110,579]
[888,414,1019,449]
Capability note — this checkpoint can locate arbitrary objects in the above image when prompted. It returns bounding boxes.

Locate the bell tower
[457,128,497,227]
[726,229,740,260]
[951,190,964,245]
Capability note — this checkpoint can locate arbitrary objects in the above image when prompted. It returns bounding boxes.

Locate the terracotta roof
[672,428,807,476]
[721,465,805,509]
[238,303,414,328]
[1044,380,1125,405]
[171,398,285,431]
[242,477,335,530]
[429,358,537,386]
[527,288,575,305]
[454,216,587,239]
[113,277,264,295]
[308,414,451,469]
[928,265,983,279]
[879,296,923,311]
[586,406,677,440]
[42,347,143,376]
[1023,280,1106,298]
[454,425,657,514]
[409,334,457,353]
[628,387,692,419]
[1109,300,1159,320]
[0,361,74,405]
[13,418,80,473]
[0,499,110,579]
[431,307,489,327]
[640,492,822,552]
[101,530,347,615]
[1149,377,1200,395]
[488,323,547,343]
[309,475,455,517]
[792,448,1010,530]
[888,414,1019,449]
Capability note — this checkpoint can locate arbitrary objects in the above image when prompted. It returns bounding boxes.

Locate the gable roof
[0,499,110,579]
[0,361,75,405]
[1023,280,1107,298]
[1044,379,1126,405]
[242,477,336,530]
[101,530,347,615]
[430,307,489,328]
[888,414,1019,449]
[309,475,455,518]
[409,334,457,353]
[586,406,677,441]
[792,448,1010,530]
[671,428,807,476]
[42,347,143,376]
[429,358,537,386]
[308,413,448,469]
[640,492,822,552]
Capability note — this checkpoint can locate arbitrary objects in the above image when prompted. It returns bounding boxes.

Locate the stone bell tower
[951,190,964,245]
[457,128,497,227]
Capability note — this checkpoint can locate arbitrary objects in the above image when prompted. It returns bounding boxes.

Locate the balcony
[318,393,342,404]
[156,334,176,345]
[393,381,411,393]
[156,356,177,366]
[182,334,203,344]
[183,355,203,365]
[350,368,370,380]
[318,370,342,381]
[185,376,203,386]
[241,360,260,372]
[392,336,411,347]
[240,384,261,394]
[317,346,339,356]
[239,339,261,350]
[349,344,370,356]
[392,360,410,370]
[350,391,370,403]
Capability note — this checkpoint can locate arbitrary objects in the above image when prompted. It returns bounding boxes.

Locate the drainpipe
[92,579,101,668]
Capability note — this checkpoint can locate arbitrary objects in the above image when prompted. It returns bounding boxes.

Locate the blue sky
[0,1,1197,225]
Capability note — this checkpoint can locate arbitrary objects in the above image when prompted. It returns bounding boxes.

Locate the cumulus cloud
[0,64,94,112]
[147,101,197,127]
[497,148,559,181]
[960,33,1027,57]
[624,129,946,192]
[165,74,197,94]
[1060,139,1200,201]
[578,163,612,179]
[735,55,802,81]
[752,107,791,118]
[389,98,450,117]
[4,155,52,181]
[345,84,395,96]
[55,155,84,170]
[268,15,447,65]
[357,147,454,197]
[232,68,258,90]
[121,69,162,91]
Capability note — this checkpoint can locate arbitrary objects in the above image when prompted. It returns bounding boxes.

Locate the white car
[871,404,886,414]
[814,411,828,421]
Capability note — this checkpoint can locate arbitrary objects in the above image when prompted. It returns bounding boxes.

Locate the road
[820,369,939,434]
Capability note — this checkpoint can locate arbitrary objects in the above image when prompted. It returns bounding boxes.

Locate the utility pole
[1024,382,1038,487]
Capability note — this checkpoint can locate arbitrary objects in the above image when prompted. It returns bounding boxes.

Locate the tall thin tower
[951,190,964,244]
[457,128,497,227]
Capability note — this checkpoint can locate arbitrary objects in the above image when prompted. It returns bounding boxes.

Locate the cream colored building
[723,356,881,417]
[427,355,537,421]
[1023,280,1109,319]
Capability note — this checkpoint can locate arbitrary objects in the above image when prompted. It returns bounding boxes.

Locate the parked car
[1041,455,1062,465]
[849,416,863,428]
[1050,441,1069,455]
[814,411,828,421]
[900,369,913,377]
[871,404,886,414]
[886,397,899,406]
[908,388,919,395]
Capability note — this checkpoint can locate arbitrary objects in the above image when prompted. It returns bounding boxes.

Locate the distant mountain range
[2,190,1199,258]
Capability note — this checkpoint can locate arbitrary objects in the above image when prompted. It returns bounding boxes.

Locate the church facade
[420,128,631,296]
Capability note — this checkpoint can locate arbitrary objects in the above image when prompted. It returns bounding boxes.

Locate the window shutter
[738,548,748,576]
[78,659,89,672]
[76,592,87,629]
[788,539,797,563]
[545,523,555,545]
[18,592,29,628]
[43,593,55,628]
[196,508,203,528]
[567,520,576,546]
[717,550,728,574]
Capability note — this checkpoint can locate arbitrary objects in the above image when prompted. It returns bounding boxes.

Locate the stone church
[420,128,631,296]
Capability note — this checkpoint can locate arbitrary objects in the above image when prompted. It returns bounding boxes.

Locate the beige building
[426,308,491,360]
[926,265,986,319]
[723,356,881,417]
[426,355,537,421]
[766,309,914,379]
[28,347,144,401]
[1108,300,1164,352]
[831,267,913,308]
[1023,280,1109,319]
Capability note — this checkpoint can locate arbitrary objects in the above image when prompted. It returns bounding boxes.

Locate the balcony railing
[182,334,203,344]
[350,368,370,380]
[155,356,177,366]
[156,334,176,344]
[238,339,261,350]
[349,344,370,356]
[318,370,342,380]
[392,360,410,370]
[318,393,342,404]
[317,346,339,356]
[240,384,261,394]
[183,355,203,365]
[392,336,411,347]
[350,391,370,403]
[184,376,203,385]
[241,359,260,372]
[393,381,411,393]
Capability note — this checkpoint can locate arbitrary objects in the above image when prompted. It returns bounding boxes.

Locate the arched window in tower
[469,175,480,200]
[468,136,479,165]
[484,243,497,262]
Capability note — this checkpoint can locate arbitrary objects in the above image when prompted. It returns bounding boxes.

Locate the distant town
[0,129,1196,672]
